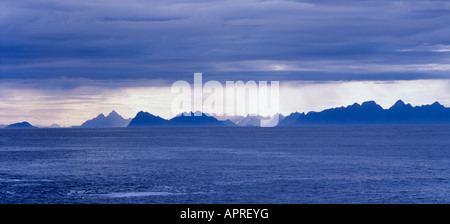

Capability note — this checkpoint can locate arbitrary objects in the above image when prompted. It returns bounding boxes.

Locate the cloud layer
[2,0,450,82]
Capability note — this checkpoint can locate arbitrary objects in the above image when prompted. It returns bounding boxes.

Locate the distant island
[47,124,61,128]
[3,100,450,128]
[4,122,36,129]
[75,110,132,128]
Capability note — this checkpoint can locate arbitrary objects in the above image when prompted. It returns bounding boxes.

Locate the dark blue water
[0,126,449,204]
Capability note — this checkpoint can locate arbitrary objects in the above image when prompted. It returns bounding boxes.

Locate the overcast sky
[1,0,450,125]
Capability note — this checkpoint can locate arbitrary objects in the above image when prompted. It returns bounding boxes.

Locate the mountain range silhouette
[128,111,232,127]
[77,110,132,128]
[3,100,450,128]
[279,100,450,125]
[127,111,169,127]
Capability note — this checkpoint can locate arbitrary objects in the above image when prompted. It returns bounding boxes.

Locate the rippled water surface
[1,126,449,203]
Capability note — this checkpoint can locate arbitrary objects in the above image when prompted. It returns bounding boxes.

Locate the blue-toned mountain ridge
[279,100,450,125]
[128,111,233,127]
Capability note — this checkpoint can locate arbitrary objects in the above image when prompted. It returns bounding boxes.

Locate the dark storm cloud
[1,0,450,83]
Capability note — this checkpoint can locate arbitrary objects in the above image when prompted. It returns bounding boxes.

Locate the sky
[1,0,450,126]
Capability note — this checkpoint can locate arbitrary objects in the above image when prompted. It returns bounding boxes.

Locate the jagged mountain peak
[81,111,131,128]
[107,110,121,117]
[394,99,405,106]
[431,101,444,108]
[390,100,413,110]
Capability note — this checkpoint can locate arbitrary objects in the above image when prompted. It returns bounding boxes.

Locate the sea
[0,126,449,204]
